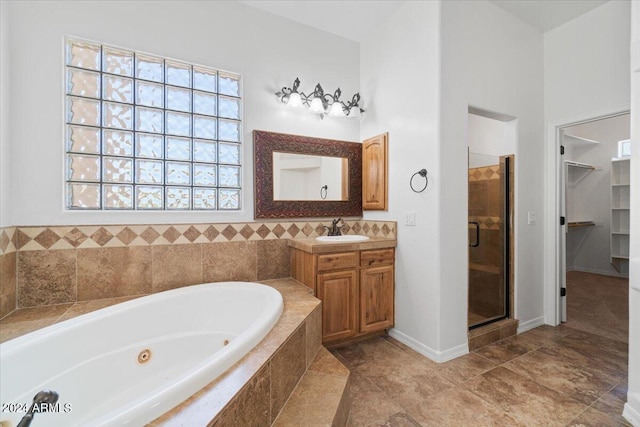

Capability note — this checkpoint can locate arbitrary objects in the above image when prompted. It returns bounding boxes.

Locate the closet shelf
[564,134,600,145]
[565,160,596,169]
[610,157,630,275]
[612,255,629,260]
[568,221,595,228]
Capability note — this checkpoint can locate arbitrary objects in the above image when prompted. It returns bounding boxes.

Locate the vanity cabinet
[362,133,388,211]
[290,241,395,346]
[317,269,358,342]
[360,266,394,332]
[359,249,394,333]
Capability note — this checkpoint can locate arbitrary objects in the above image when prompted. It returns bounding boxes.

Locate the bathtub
[0,281,283,427]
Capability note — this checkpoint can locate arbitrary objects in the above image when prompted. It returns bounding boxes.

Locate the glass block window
[65,38,242,210]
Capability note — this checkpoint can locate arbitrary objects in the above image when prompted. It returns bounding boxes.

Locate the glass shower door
[468,153,510,329]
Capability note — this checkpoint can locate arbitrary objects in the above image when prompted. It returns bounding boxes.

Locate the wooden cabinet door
[359,265,394,333]
[362,133,388,210]
[317,270,358,343]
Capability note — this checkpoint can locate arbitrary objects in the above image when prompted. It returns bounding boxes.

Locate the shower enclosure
[468,153,513,329]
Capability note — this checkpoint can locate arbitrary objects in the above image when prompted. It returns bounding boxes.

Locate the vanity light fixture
[275,77,365,119]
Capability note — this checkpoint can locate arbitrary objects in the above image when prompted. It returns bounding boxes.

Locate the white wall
[624,2,640,424]
[543,0,631,325]
[544,1,631,123]
[0,0,10,228]
[468,113,516,160]
[360,1,444,358]
[563,114,630,277]
[362,0,544,360]
[440,0,545,350]
[5,0,360,226]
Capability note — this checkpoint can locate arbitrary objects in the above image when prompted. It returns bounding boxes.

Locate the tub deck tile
[0,303,74,342]
[56,296,143,322]
[270,324,307,422]
[273,347,350,427]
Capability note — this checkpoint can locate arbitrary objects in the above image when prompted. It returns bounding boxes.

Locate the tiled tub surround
[0,220,396,316]
[3,221,396,252]
[0,278,351,426]
[1,282,283,427]
[0,227,17,318]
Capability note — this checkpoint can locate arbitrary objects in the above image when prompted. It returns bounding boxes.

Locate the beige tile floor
[334,272,631,426]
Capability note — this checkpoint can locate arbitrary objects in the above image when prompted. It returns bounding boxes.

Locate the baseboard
[623,400,640,427]
[388,329,468,363]
[517,316,545,334]
[438,341,469,362]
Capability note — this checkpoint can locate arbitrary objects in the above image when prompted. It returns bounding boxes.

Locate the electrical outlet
[528,211,537,225]
[406,211,416,226]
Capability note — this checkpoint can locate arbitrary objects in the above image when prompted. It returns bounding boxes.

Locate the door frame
[543,107,630,326]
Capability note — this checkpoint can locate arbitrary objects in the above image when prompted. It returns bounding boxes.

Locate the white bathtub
[0,281,283,427]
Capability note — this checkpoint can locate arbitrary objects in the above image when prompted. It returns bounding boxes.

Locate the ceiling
[238,0,406,42]
[239,0,610,41]
[489,0,609,33]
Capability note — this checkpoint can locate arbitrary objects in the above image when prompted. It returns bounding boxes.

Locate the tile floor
[333,272,631,426]
[565,271,629,344]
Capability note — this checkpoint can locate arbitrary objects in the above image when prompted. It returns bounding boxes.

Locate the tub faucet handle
[16,389,59,427]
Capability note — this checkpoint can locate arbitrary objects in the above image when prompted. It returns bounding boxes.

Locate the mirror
[254,130,362,219]
[273,152,348,201]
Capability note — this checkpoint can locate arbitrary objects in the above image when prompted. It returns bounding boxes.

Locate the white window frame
[618,139,631,158]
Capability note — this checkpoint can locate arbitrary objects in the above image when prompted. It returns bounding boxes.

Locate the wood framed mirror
[254,130,362,218]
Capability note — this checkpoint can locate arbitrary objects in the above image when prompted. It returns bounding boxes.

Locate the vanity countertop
[288,236,396,254]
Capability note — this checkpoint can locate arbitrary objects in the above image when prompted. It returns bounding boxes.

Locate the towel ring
[410,169,428,193]
[320,185,328,199]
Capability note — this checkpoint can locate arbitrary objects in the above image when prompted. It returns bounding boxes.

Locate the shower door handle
[469,221,480,247]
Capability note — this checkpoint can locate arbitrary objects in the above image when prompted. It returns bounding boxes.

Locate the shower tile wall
[468,165,505,322]
[0,227,17,318]
[0,221,396,315]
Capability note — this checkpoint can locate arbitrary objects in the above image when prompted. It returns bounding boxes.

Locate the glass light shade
[308,97,325,114]
[328,102,345,117]
[288,92,302,108]
[348,106,361,118]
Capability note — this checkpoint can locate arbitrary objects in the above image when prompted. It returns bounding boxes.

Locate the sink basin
[316,235,370,242]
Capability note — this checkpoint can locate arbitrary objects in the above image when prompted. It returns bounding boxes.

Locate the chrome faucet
[324,218,344,236]
[16,390,59,427]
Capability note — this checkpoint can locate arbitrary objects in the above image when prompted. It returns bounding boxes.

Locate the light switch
[528,211,537,225]
[406,211,416,226]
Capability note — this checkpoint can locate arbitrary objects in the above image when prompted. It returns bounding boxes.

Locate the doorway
[467,109,516,330]
[557,112,630,324]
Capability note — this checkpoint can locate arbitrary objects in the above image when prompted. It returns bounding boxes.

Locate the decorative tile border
[469,165,500,181]
[0,227,16,255]
[7,221,396,252]
[468,216,502,230]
